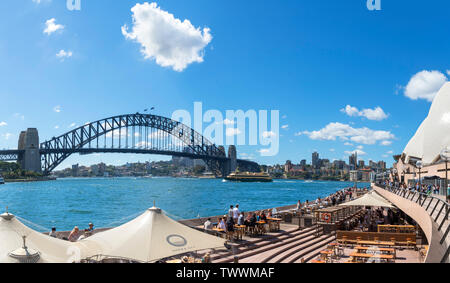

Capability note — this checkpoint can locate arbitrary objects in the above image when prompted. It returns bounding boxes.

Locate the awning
[339,192,394,208]
[78,207,226,262]
[1,207,226,263]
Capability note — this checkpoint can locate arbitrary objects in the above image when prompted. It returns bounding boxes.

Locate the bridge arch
[40,114,228,175]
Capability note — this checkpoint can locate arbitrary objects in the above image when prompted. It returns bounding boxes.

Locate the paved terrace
[373,184,450,263]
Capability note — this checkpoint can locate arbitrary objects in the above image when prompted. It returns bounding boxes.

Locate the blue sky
[0,0,449,169]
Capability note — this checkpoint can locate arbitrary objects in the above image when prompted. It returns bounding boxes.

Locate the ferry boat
[224,171,273,182]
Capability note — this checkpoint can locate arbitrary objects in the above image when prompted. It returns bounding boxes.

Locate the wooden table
[267,217,282,231]
[234,225,246,240]
[357,240,395,247]
[350,252,395,263]
[255,221,267,235]
[355,246,396,258]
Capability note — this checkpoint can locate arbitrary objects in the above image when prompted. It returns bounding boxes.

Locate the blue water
[0,178,369,231]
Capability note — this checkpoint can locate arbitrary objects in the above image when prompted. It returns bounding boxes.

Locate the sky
[0,0,449,170]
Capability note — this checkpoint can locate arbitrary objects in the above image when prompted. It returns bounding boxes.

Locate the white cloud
[281,125,289,130]
[387,150,394,154]
[300,122,395,145]
[257,149,270,155]
[122,2,212,72]
[381,140,392,146]
[2,133,12,140]
[341,105,359,117]
[226,128,241,136]
[223,119,235,125]
[345,149,366,156]
[0,122,7,127]
[344,142,353,146]
[330,148,335,152]
[262,131,277,139]
[447,70,450,76]
[341,105,388,121]
[53,105,62,113]
[356,145,364,150]
[54,125,59,129]
[404,70,448,102]
[69,123,76,128]
[56,50,72,61]
[44,18,64,35]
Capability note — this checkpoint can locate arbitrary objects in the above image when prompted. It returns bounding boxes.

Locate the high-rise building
[358,160,365,169]
[312,152,319,168]
[349,152,357,169]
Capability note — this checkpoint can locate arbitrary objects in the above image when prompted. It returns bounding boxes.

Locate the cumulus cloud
[0,122,7,127]
[381,140,392,146]
[122,2,212,72]
[341,105,388,121]
[56,50,72,61]
[44,18,64,35]
[226,128,241,136]
[53,105,62,113]
[404,70,448,102]
[345,149,366,156]
[299,122,395,145]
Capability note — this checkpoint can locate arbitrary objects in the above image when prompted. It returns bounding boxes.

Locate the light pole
[440,147,450,200]
[416,161,423,186]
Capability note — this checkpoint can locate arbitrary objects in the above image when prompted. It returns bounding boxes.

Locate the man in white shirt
[204,218,213,230]
[233,204,240,223]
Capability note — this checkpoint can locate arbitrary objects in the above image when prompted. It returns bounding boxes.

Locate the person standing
[233,204,240,223]
[228,205,234,219]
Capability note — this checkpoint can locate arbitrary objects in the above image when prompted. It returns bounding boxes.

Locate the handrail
[376,183,449,263]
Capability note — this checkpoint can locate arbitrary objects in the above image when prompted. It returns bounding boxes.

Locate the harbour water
[0,178,369,231]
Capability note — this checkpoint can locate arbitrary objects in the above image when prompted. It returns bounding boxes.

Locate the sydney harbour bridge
[0,113,260,177]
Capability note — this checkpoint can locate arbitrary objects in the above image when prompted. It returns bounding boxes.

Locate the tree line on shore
[0,161,43,180]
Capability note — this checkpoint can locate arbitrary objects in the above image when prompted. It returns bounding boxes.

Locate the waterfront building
[312,152,319,168]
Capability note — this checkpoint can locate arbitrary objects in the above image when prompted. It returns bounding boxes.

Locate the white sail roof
[78,207,226,262]
[0,213,74,263]
[1,207,226,263]
[403,82,450,164]
[339,192,394,208]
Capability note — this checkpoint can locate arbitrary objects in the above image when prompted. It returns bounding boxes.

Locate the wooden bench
[337,231,416,248]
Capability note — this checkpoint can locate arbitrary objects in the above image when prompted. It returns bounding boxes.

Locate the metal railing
[376,183,449,263]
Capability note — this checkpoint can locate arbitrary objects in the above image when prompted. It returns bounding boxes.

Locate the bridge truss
[39,114,230,175]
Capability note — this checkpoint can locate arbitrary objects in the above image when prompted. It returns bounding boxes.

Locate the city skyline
[1,1,449,170]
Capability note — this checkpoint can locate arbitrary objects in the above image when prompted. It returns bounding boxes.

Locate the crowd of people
[341,207,400,232]
[203,204,277,235]
[383,180,450,202]
[48,222,95,242]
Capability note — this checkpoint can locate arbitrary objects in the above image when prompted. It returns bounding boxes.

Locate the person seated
[48,227,57,238]
[248,214,257,227]
[87,222,95,232]
[204,218,213,230]
[260,211,267,222]
[68,226,80,242]
[238,213,245,226]
[217,218,226,230]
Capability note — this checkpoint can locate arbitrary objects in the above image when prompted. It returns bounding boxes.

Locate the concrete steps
[212,226,320,263]
[266,232,335,263]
